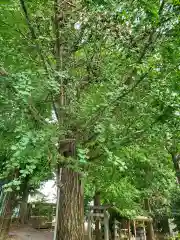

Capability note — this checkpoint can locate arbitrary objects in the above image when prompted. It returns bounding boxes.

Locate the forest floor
[9,227,53,240]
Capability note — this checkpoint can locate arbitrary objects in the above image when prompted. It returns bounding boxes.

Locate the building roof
[134,216,152,222]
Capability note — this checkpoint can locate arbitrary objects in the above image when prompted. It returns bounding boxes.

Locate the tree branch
[19,0,50,71]
[80,1,167,134]
[87,118,160,163]
[19,0,61,123]
[82,67,152,136]
[5,78,46,124]
[19,0,36,39]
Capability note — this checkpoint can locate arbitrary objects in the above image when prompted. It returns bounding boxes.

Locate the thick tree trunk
[57,167,84,240]
[144,199,155,240]
[19,186,29,224]
[94,191,101,240]
[0,192,15,240]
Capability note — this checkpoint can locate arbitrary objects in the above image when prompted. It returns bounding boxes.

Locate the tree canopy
[0,0,180,232]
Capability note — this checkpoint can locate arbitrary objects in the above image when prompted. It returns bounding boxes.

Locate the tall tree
[0,0,179,239]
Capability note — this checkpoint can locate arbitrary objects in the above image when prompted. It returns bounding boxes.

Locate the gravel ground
[9,227,53,240]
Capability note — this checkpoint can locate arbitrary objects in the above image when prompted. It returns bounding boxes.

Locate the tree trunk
[171,153,180,184]
[19,185,29,224]
[94,191,101,240]
[144,199,155,240]
[57,167,84,240]
[0,192,15,240]
[54,0,84,235]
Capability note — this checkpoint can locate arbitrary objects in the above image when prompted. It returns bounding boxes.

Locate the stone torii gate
[87,205,110,240]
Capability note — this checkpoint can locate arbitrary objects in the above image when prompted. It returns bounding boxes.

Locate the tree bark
[54,0,84,237]
[171,153,180,184]
[19,185,29,224]
[19,177,30,224]
[144,199,155,240]
[57,167,84,240]
[94,191,101,240]
[0,192,15,240]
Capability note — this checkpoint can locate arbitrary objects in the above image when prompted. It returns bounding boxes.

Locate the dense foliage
[0,0,179,224]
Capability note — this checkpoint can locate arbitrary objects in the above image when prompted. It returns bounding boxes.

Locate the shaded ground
[9,227,53,240]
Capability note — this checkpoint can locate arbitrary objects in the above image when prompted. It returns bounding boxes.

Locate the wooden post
[114,220,119,240]
[88,212,92,240]
[104,210,109,240]
[143,221,146,240]
[128,220,131,240]
[133,220,136,238]
[144,199,154,240]
[94,191,101,240]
